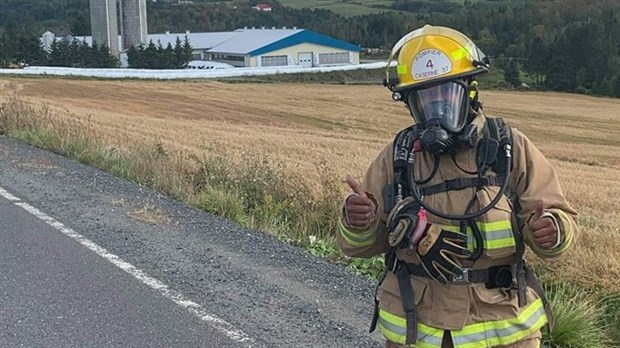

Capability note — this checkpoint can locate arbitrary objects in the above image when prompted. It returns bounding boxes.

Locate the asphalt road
[0,136,384,348]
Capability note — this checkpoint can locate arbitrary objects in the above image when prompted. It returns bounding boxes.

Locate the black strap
[524,265,555,331]
[404,263,515,285]
[393,126,415,180]
[396,264,417,345]
[508,201,528,308]
[369,249,397,333]
[369,291,381,334]
[487,117,513,175]
[385,127,416,214]
[507,196,555,329]
[421,176,505,196]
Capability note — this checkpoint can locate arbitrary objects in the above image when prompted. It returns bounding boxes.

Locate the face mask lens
[412,82,467,132]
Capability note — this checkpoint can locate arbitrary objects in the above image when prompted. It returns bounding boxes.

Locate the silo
[120,0,148,50]
[89,0,119,55]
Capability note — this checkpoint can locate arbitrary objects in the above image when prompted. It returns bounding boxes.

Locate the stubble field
[1,77,619,293]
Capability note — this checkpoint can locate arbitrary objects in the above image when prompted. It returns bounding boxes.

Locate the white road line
[0,186,257,347]
[0,187,21,202]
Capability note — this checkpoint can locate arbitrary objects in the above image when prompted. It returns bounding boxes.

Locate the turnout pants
[384,330,542,348]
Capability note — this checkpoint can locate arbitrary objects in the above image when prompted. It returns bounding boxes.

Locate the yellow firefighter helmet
[384,25,490,92]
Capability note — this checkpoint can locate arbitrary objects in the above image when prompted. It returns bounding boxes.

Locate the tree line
[127,37,193,69]
[0,24,193,69]
[0,0,619,96]
[147,0,620,96]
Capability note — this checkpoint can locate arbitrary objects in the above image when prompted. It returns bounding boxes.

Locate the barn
[153,27,362,68]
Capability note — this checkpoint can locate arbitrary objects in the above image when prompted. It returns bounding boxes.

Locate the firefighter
[338,25,577,348]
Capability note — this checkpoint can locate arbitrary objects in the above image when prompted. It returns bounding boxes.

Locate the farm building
[252,3,273,11]
[42,27,362,68]
[144,27,362,68]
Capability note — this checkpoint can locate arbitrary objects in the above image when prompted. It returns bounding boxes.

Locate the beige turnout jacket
[337,113,577,347]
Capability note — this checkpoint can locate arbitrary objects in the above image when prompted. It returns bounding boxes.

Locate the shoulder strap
[486,117,513,175]
[393,125,416,175]
[383,126,416,214]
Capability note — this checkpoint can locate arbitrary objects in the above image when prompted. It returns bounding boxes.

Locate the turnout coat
[337,113,577,348]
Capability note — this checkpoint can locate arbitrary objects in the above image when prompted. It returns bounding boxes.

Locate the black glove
[416,225,471,284]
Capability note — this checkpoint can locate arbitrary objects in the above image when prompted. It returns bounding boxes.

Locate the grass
[542,281,613,348]
[1,76,619,346]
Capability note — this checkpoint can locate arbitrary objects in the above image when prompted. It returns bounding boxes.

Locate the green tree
[182,36,193,67]
[503,59,521,87]
[525,36,549,86]
[614,76,620,97]
[70,14,90,36]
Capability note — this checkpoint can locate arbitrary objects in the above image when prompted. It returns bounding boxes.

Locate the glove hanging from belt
[387,197,428,248]
[416,224,472,284]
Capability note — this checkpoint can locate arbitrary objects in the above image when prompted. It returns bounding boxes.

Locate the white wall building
[43,27,362,68]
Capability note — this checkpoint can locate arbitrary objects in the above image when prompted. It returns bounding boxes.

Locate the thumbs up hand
[528,200,559,249]
[344,175,376,228]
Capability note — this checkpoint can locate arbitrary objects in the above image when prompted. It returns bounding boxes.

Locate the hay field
[1,77,619,292]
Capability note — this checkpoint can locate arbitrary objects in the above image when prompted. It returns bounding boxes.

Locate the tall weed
[543,282,613,348]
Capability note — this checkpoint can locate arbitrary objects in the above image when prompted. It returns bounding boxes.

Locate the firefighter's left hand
[529,200,558,249]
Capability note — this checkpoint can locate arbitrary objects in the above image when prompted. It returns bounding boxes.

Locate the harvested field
[1,77,619,292]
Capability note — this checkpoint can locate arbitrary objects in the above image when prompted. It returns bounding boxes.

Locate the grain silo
[120,0,148,50]
[89,0,119,55]
[89,0,148,56]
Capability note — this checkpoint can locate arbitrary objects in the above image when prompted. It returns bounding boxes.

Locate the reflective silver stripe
[451,305,546,347]
[444,222,515,250]
[378,316,443,347]
[482,228,513,241]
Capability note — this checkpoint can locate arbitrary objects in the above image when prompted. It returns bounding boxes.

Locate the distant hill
[278,0,398,17]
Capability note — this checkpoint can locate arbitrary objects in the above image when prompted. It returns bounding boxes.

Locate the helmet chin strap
[468,80,481,110]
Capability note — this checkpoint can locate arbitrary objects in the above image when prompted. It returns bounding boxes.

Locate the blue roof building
[45,27,362,68]
[158,27,362,68]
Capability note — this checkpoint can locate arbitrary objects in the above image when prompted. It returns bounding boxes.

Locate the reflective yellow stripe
[378,309,443,347]
[378,299,546,348]
[397,64,408,74]
[441,220,516,250]
[479,220,515,249]
[452,299,547,348]
[338,219,376,247]
[451,47,469,60]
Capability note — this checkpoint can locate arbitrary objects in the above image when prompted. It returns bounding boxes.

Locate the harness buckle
[390,259,401,273]
[451,268,471,285]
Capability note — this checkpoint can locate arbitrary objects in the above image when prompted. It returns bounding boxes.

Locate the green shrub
[193,186,249,225]
[543,282,613,348]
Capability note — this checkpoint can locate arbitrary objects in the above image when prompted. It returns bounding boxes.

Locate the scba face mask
[410,80,468,132]
[406,80,478,154]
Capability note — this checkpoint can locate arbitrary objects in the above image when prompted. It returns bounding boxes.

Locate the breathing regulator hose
[408,144,513,221]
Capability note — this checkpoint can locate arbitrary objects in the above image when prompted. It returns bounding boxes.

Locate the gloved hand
[416,225,471,284]
[343,175,376,228]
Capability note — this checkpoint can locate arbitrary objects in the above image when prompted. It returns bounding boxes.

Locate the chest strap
[421,175,506,196]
